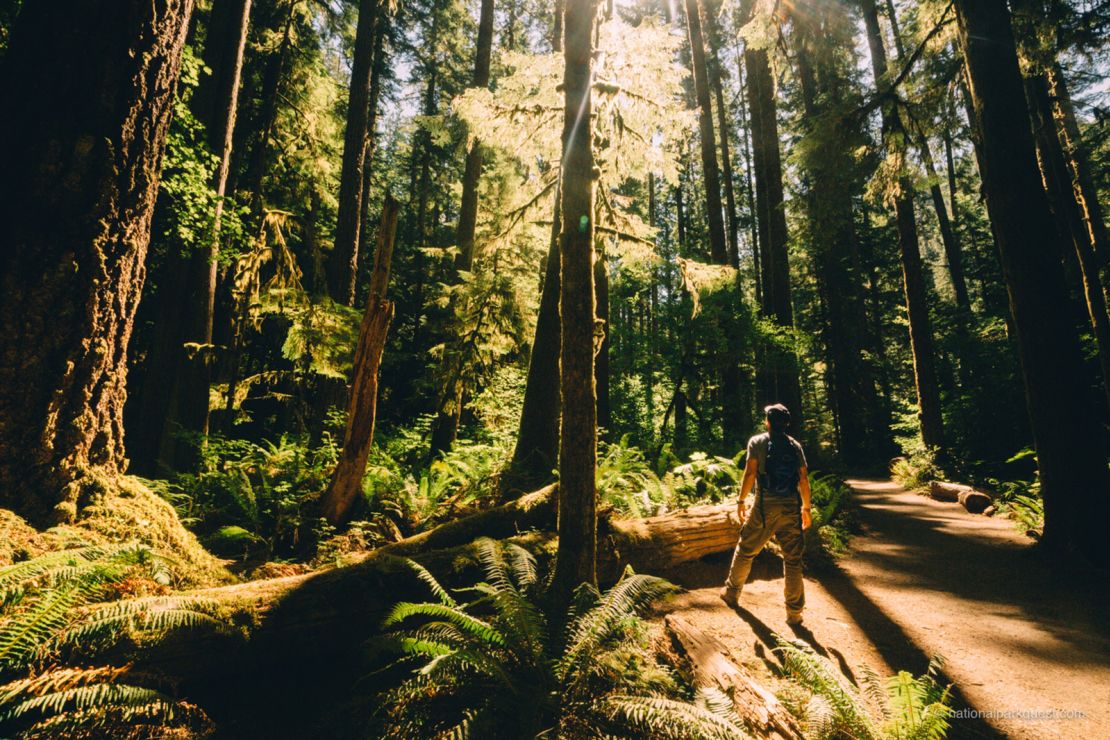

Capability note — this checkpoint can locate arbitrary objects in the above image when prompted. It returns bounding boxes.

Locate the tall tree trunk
[453,0,495,273]
[793,5,888,466]
[321,197,400,525]
[683,0,728,265]
[953,0,1110,565]
[705,0,739,267]
[504,189,563,496]
[860,0,944,449]
[425,0,497,457]
[595,250,611,435]
[355,19,388,298]
[243,0,297,217]
[1048,63,1110,292]
[884,0,968,312]
[735,49,762,307]
[551,0,599,602]
[330,0,380,306]
[1024,72,1110,412]
[0,0,193,524]
[742,0,801,421]
[170,0,252,470]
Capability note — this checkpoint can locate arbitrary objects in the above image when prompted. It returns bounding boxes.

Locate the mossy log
[665,614,804,739]
[121,493,745,734]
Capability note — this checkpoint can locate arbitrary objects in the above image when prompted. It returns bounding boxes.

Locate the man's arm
[799,465,812,529]
[737,457,759,521]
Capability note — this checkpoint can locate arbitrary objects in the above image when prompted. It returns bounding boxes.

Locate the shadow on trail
[818,564,1002,739]
[847,484,1110,666]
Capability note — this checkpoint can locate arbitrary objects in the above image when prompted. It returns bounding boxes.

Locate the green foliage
[364,436,508,533]
[160,433,339,559]
[0,547,228,737]
[777,637,951,740]
[374,538,747,738]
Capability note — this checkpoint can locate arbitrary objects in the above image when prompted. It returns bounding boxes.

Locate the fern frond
[561,573,676,680]
[0,586,80,671]
[775,636,877,739]
[402,558,457,607]
[383,602,505,647]
[600,693,750,739]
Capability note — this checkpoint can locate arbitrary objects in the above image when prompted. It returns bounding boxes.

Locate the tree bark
[683,0,728,265]
[551,0,599,601]
[505,191,563,496]
[883,0,968,312]
[953,0,1110,566]
[1024,72,1110,412]
[1048,63,1110,293]
[321,196,401,525]
[741,0,802,420]
[664,615,806,739]
[243,0,297,218]
[173,0,252,470]
[860,0,944,449]
[453,0,495,273]
[0,0,194,524]
[793,5,889,466]
[704,0,739,268]
[596,250,612,436]
[329,0,380,306]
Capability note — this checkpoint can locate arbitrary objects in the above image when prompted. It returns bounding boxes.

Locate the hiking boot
[786,610,804,626]
[719,587,740,609]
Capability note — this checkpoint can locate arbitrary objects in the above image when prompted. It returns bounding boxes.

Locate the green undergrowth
[776,637,951,739]
[0,543,251,738]
[369,538,747,738]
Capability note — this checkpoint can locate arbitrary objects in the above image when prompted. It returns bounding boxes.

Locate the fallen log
[928,481,993,514]
[119,494,749,735]
[664,614,804,739]
[604,502,739,574]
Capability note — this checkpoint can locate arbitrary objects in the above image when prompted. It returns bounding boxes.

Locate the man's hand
[729,505,746,528]
[801,506,812,529]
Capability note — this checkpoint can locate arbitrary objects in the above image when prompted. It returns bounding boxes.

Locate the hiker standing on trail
[721,404,812,625]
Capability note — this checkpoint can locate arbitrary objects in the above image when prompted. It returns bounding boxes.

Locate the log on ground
[664,613,804,739]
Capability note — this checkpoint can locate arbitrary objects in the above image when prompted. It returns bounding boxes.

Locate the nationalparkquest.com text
[948,708,1087,721]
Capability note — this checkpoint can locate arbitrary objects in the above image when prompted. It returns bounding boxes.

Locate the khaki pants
[725,494,805,615]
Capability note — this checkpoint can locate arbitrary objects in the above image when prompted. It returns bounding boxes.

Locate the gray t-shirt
[747,432,807,495]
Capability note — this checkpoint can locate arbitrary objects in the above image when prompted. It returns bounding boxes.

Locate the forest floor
[652,479,1110,740]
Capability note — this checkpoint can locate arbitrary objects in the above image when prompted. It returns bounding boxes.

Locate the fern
[374,539,733,739]
[777,637,951,740]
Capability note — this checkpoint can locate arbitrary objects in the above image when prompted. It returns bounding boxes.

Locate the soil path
[655,479,1110,739]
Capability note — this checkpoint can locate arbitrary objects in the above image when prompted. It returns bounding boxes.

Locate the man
[720,404,812,625]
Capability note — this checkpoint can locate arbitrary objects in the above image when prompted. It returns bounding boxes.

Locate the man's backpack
[761,434,800,497]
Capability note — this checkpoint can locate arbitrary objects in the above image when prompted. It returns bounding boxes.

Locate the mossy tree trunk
[551,0,599,602]
[330,0,381,306]
[953,0,1110,566]
[504,189,563,497]
[0,0,193,524]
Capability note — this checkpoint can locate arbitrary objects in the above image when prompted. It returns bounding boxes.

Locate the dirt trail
[655,479,1110,739]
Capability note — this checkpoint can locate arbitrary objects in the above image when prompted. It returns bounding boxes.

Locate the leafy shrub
[159,433,339,559]
[364,438,508,535]
[667,451,745,506]
[777,637,951,740]
[374,539,746,738]
[890,446,944,492]
[597,437,672,517]
[0,546,233,738]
